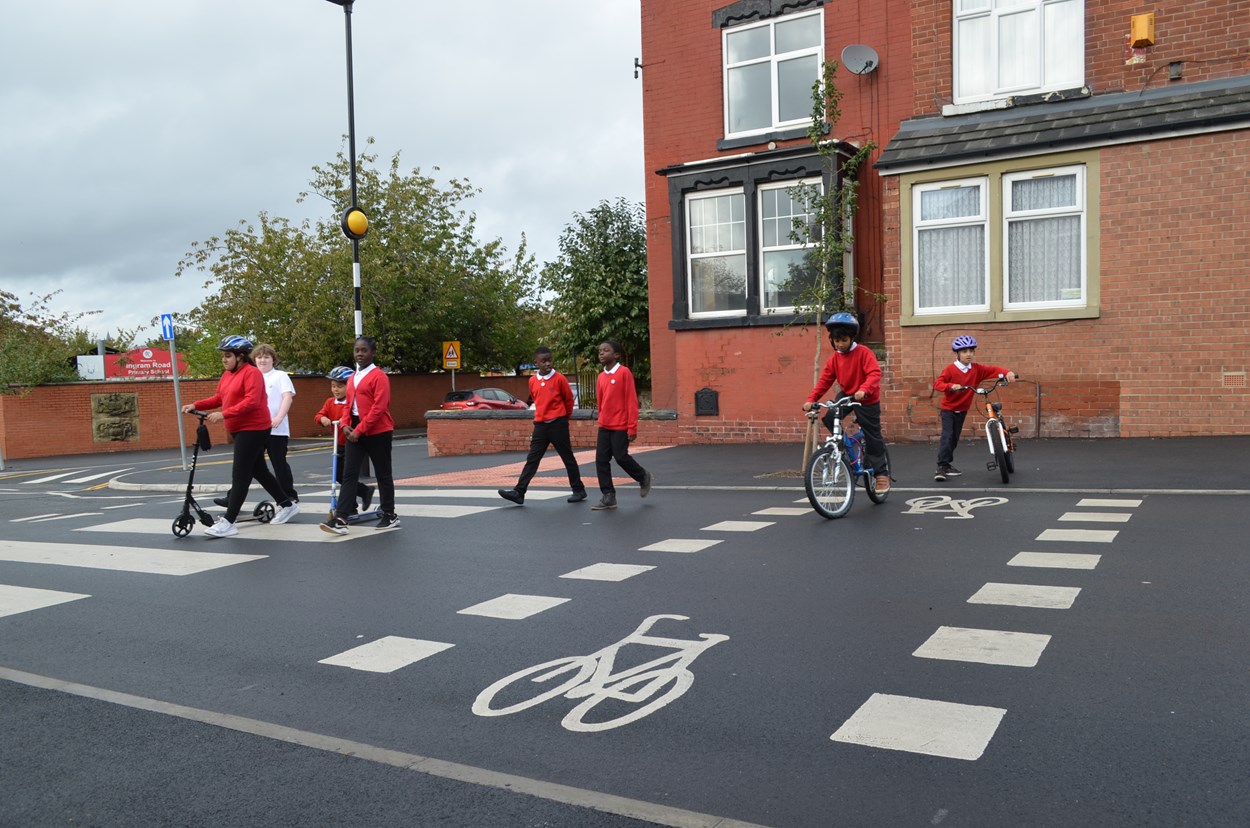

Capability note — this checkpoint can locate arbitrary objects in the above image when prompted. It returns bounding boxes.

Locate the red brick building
[640,0,1250,442]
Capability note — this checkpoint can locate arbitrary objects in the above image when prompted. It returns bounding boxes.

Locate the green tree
[0,290,100,393]
[539,198,649,379]
[176,140,540,374]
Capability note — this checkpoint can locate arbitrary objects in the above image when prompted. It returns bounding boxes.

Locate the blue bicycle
[804,396,891,519]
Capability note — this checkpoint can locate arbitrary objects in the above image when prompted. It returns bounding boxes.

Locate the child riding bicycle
[800,312,890,493]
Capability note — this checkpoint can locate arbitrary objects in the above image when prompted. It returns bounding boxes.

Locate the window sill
[669,312,814,331]
[901,305,1101,326]
[717,124,814,152]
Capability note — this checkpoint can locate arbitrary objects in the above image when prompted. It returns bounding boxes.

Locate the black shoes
[359,484,374,513]
[498,488,525,505]
[320,516,349,535]
[213,496,229,508]
[375,513,401,530]
[591,493,617,510]
[567,491,588,503]
[640,471,652,498]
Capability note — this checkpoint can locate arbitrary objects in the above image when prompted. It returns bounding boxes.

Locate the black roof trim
[876,75,1250,172]
[712,0,824,29]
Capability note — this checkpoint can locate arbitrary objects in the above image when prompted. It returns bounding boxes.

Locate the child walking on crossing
[591,340,651,510]
[498,347,588,506]
[933,335,1016,481]
[314,366,374,514]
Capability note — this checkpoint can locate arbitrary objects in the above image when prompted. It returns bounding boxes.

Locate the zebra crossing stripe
[967,582,1081,609]
[319,637,454,673]
[1076,498,1142,508]
[1057,512,1131,523]
[1008,551,1101,570]
[0,540,264,575]
[457,594,570,620]
[831,693,1006,760]
[0,583,91,618]
[913,626,1052,667]
[1036,528,1119,543]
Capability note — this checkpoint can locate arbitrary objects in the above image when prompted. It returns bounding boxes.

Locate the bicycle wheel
[805,445,854,519]
[865,446,892,504]
[472,656,596,717]
[562,669,693,733]
[989,421,1010,483]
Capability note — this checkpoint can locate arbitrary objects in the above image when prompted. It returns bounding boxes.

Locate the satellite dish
[841,44,879,75]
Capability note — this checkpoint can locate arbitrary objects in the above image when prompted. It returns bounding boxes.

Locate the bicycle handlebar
[806,396,860,418]
[972,374,1020,395]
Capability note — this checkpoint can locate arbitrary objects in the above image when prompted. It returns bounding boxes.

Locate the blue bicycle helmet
[325,366,354,382]
[215,335,253,353]
[951,335,978,351]
[824,311,860,337]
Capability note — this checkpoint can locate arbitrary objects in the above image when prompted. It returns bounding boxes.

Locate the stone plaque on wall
[91,392,140,443]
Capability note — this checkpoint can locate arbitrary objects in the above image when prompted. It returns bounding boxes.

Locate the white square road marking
[318,636,454,673]
[81,518,359,543]
[913,626,1052,667]
[831,693,1006,761]
[701,520,774,532]
[968,582,1081,609]
[1008,551,1101,570]
[638,539,723,554]
[298,501,501,519]
[1057,511,1131,523]
[752,507,810,516]
[0,539,265,575]
[0,583,91,619]
[1077,498,1142,508]
[560,563,655,582]
[1036,528,1119,543]
[457,594,570,620]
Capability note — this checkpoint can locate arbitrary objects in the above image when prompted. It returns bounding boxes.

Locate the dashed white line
[700,520,774,532]
[913,626,1052,667]
[318,637,454,673]
[831,693,1007,761]
[560,563,655,582]
[1076,498,1142,508]
[1057,512,1131,523]
[457,594,570,620]
[1036,528,1119,543]
[967,582,1081,609]
[638,539,723,554]
[1007,551,1101,570]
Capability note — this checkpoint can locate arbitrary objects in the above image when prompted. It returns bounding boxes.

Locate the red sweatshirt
[530,371,575,422]
[934,361,1011,412]
[597,363,639,435]
[313,396,351,439]
[345,366,394,436]
[806,343,882,405]
[193,363,271,433]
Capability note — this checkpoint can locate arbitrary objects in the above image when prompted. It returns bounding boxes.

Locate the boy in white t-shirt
[253,343,300,509]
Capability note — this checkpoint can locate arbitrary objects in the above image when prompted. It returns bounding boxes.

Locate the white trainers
[205,517,238,538]
[271,502,300,525]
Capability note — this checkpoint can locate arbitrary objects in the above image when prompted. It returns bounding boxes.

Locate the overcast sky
[1,1,644,345]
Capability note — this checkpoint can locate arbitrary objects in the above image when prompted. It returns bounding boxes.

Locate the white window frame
[686,188,748,319]
[912,177,990,316]
[722,9,824,138]
[953,0,1084,105]
[1002,164,1087,310]
[758,178,822,313]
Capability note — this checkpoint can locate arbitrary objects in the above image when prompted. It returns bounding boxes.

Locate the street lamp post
[326,0,368,338]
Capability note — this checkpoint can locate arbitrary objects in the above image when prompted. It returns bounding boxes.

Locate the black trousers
[937,408,969,468]
[515,417,585,494]
[337,430,394,519]
[823,401,889,476]
[264,434,298,503]
[226,429,290,523]
[333,446,373,512]
[595,428,647,494]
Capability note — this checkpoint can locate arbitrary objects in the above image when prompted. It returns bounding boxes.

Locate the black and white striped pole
[326,0,367,338]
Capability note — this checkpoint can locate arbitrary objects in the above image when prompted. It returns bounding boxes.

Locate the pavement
[3,430,1248,495]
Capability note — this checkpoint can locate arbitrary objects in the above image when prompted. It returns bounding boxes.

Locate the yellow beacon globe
[341,207,369,240]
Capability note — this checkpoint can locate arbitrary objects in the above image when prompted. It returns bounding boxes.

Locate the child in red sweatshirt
[801,312,890,492]
[933,335,1016,481]
[313,366,374,514]
[497,346,588,506]
[591,339,651,510]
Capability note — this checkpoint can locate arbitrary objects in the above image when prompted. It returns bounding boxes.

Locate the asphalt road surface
[1,438,1247,827]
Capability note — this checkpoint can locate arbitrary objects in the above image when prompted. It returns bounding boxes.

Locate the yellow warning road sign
[442,340,461,370]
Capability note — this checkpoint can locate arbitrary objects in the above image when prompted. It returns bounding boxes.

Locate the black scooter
[172,410,273,537]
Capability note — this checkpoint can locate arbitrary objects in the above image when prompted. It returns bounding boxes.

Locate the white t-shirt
[262,368,296,437]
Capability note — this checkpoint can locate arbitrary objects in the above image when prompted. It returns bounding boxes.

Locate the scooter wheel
[172,514,195,538]
[255,501,276,523]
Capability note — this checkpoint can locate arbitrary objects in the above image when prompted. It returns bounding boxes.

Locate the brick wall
[426,411,680,456]
[0,374,530,460]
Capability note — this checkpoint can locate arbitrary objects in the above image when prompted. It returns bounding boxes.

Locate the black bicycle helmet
[824,311,860,338]
[215,335,254,353]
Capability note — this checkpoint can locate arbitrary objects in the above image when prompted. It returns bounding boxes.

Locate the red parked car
[440,388,528,411]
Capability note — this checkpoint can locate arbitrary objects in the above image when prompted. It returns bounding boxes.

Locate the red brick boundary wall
[426,411,680,456]
[0,374,528,461]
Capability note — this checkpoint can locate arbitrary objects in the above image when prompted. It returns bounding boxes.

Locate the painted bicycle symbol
[902,495,1008,520]
[472,614,728,732]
